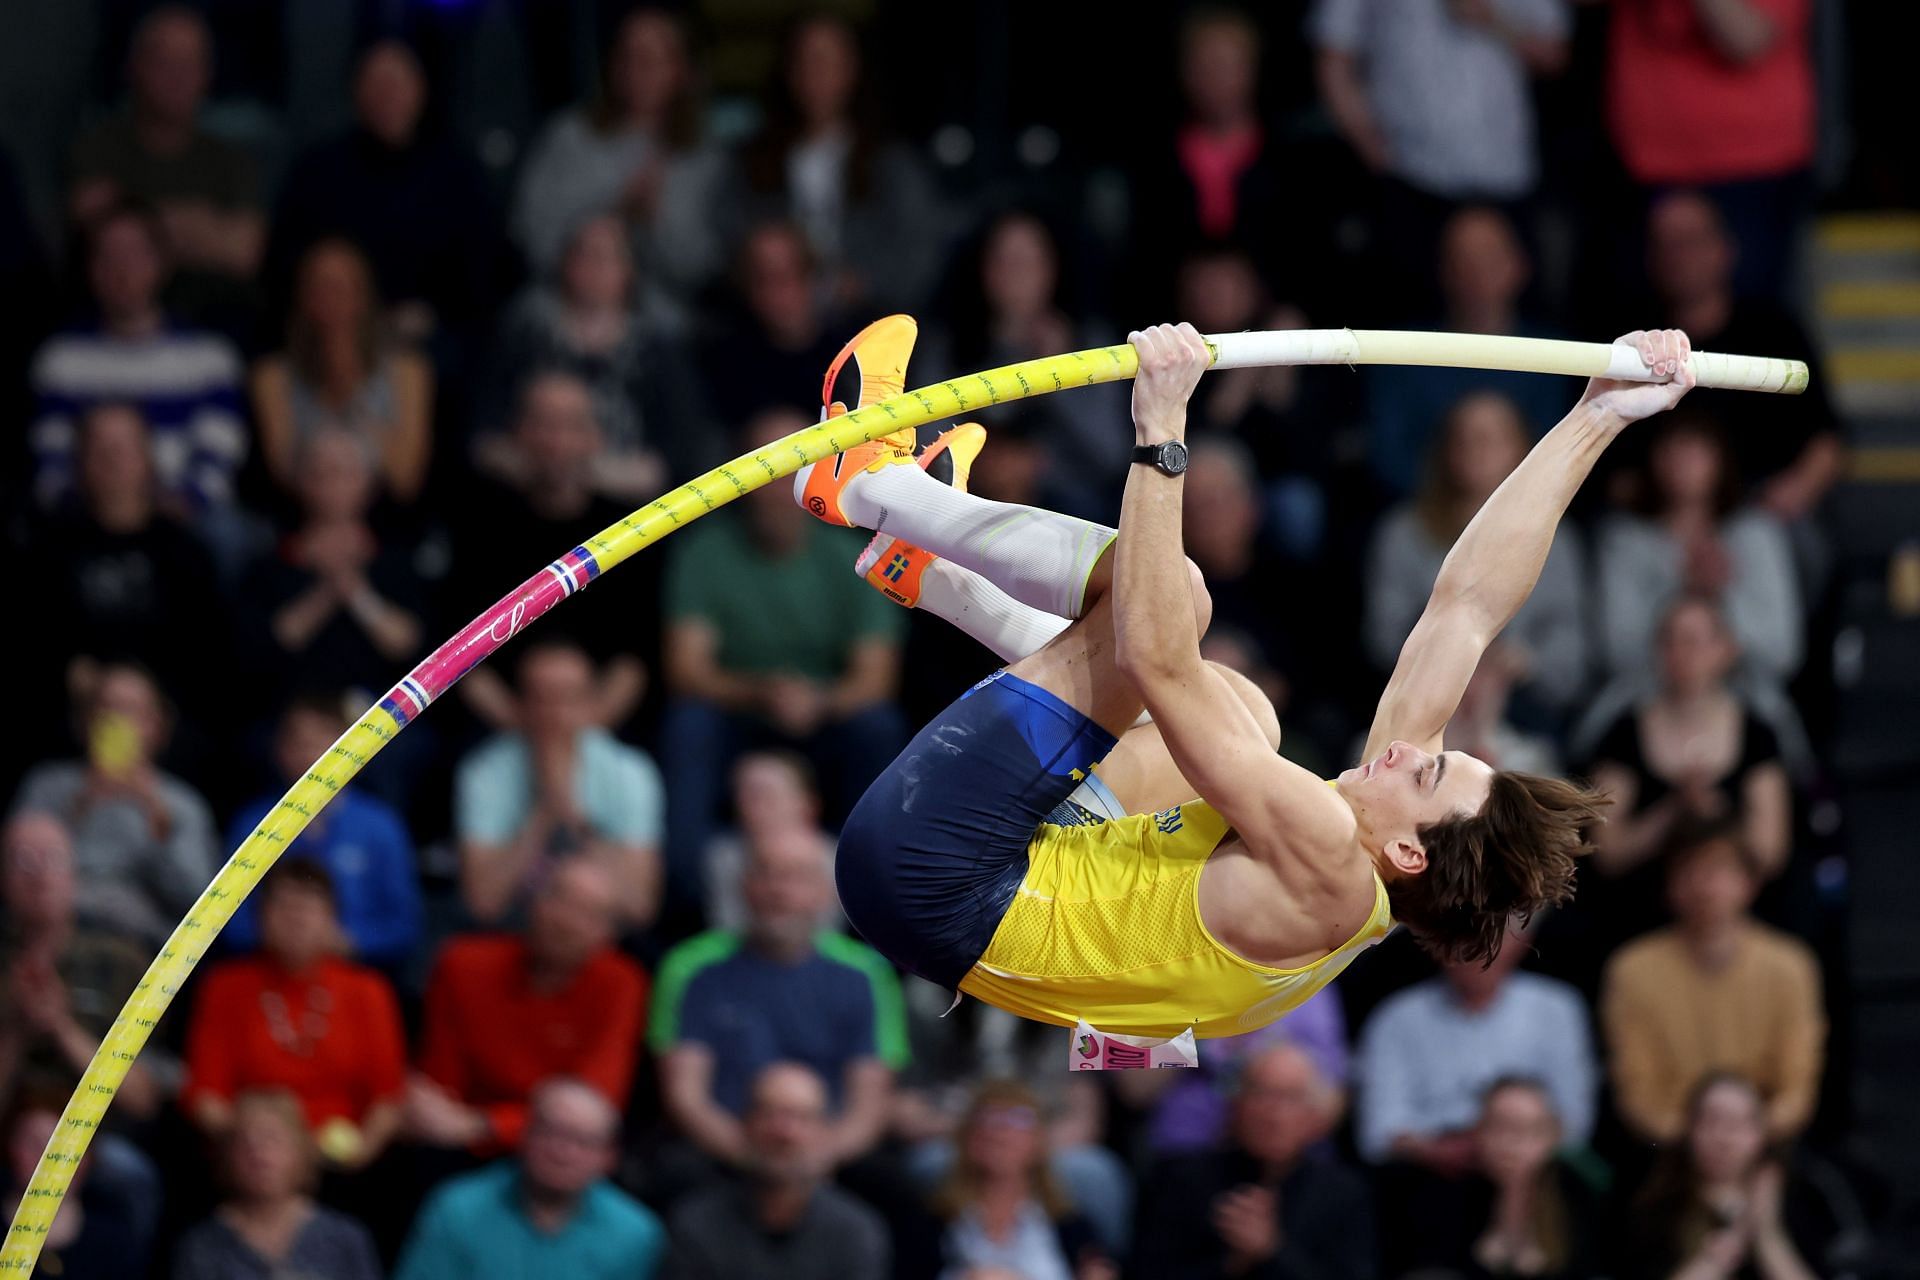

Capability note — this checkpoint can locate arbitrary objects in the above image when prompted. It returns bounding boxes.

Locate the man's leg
[875,548,1275,813]
[863,543,1072,662]
[823,459,1117,620]
[830,464,1211,743]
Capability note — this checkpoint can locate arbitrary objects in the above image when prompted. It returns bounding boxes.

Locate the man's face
[354,42,425,148]
[522,1087,616,1198]
[742,410,813,541]
[1176,254,1260,335]
[1667,841,1756,933]
[981,217,1056,320]
[1233,1048,1330,1166]
[258,882,336,971]
[297,431,376,522]
[787,19,858,125]
[744,228,816,337]
[92,668,167,759]
[1443,395,1529,500]
[1337,741,1495,859]
[1659,601,1736,696]
[276,709,347,787]
[1180,20,1257,125]
[743,833,830,949]
[131,12,210,124]
[228,1100,311,1199]
[731,755,818,835]
[90,217,165,319]
[528,861,618,973]
[745,1066,830,1183]
[1650,428,1724,509]
[520,650,596,744]
[517,378,603,480]
[609,11,684,121]
[561,217,633,311]
[1649,195,1734,306]
[1180,450,1260,574]
[1440,211,1528,314]
[2,816,76,926]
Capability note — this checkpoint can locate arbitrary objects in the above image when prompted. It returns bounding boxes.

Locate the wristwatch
[1132,440,1189,476]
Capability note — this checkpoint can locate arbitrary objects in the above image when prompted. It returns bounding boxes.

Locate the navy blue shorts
[837,671,1118,989]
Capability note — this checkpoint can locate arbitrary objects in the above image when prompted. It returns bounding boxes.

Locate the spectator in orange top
[182,861,407,1173]
[1601,820,1825,1145]
[405,858,648,1155]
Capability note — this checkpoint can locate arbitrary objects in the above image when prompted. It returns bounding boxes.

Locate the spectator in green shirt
[661,407,907,895]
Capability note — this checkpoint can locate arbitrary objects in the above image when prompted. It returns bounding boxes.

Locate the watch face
[1161,441,1189,475]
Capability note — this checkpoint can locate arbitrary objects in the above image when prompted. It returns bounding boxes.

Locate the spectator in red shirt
[405,858,647,1155]
[183,862,407,1173]
[1608,0,1816,301]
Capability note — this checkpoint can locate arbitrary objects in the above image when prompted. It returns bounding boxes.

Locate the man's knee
[1206,660,1281,751]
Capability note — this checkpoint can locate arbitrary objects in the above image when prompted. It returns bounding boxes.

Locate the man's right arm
[659,1045,748,1164]
[1113,328,1363,897]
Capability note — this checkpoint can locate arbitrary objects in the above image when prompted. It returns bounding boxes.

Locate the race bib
[1069,1019,1199,1070]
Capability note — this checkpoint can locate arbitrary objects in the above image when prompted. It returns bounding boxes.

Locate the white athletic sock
[859,536,1154,730]
[838,463,1115,618]
[915,555,1070,661]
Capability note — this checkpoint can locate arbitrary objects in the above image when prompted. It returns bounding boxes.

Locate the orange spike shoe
[797,314,921,526]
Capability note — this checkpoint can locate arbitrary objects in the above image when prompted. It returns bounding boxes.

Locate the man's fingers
[1132,321,1210,379]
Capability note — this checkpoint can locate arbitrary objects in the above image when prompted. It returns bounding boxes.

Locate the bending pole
[0,329,1806,1270]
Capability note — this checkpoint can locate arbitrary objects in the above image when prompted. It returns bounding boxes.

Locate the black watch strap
[1131,441,1189,476]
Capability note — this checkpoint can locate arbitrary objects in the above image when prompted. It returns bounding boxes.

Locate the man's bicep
[1362,603,1488,761]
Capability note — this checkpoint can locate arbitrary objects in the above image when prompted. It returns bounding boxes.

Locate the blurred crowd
[0,1,1883,1278]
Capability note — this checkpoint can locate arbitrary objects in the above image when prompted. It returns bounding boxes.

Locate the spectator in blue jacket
[223,693,422,972]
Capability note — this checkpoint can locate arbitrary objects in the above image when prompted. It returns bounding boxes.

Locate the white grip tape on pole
[1205,329,1808,395]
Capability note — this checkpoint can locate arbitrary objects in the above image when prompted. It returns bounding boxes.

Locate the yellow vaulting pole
[0,341,1137,1270]
[1,329,1805,1270]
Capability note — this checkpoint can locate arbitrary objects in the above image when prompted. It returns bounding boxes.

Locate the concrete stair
[1812,213,1920,1262]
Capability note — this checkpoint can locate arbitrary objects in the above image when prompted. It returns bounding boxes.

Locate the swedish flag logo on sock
[883,554,910,583]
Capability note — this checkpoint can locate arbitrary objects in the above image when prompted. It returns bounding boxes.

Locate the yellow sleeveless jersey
[959,798,1395,1039]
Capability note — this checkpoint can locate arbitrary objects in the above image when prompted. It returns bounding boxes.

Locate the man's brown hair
[1388,771,1608,965]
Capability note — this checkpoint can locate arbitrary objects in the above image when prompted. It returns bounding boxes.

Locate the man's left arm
[588,753,667,926]
[1363,331,1694,761]
[826,956,899,1164]
[829,1058,893,1165]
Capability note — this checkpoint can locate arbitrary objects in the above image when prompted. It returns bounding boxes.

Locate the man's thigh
[1004,593,1146,740]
